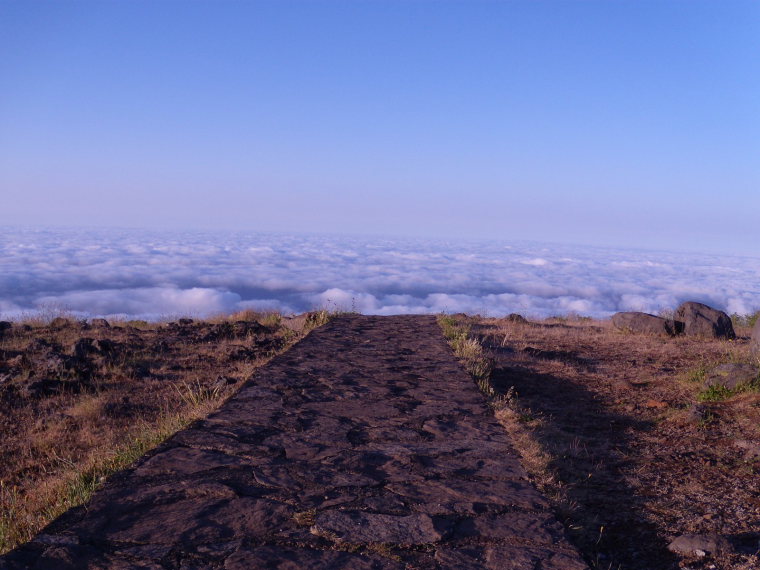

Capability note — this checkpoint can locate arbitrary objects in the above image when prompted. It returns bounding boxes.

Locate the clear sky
[1,1,758,255]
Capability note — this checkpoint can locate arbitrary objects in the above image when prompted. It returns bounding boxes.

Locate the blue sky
[1,1,758,255]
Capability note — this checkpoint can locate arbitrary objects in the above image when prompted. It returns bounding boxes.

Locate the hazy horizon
[2,226,758,322]
[2,1,758,257]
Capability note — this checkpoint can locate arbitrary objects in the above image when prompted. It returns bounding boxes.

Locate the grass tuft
[684,363,709,384]
[176,379,223,407]
[697,377,760,402]
[438,314,498,402]
[697,384,733,402]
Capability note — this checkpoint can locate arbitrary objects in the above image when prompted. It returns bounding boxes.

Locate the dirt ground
[473,316,760,570]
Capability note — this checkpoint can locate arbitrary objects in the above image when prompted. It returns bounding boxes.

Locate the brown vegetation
[0,311,308,553]
[468,315,760,569]
[3,308,758,569]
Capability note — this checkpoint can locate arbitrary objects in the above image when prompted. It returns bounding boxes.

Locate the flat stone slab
[1,315,587,569]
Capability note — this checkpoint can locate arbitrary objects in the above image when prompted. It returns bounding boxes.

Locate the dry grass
[471,315,760,570]
[438,315,496,398]
[0,311,314,554]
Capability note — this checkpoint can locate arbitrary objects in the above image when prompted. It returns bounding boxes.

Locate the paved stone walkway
[2,315,587,569]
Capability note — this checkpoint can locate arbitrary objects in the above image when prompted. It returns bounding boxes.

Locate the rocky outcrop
[611,312,672,336]
[668,533,732,557]
[611,302,737,340]
[49,317,73,330]
[703,363,759,391]
[507,313,528,324]
[282,314,308,332]
[674,302,735,339]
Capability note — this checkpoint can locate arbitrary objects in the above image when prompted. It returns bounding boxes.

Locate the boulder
[0,321,12,336]
[667,533,732,557]
[71,338,98,359]
[674,302,735,339]
[704,363,759,391]
[49,317,72,329]
[71,338,117,359]
[90,318,110,328]
[282,314,308,332]
[611,312,673,336]
[506,313,528,324]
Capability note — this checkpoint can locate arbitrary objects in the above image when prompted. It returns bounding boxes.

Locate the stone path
[2,315,587,569]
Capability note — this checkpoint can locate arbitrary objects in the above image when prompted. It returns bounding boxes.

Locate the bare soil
[474,316,760,569]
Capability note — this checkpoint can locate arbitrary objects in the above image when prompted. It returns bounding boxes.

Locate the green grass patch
[685,364,709,384]
[697,384,733,402]
[697,378,760,402]
[438,314,496,398]
[731,311,760,329]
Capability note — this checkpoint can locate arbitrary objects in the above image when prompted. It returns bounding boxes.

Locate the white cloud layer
[1,227,759,321]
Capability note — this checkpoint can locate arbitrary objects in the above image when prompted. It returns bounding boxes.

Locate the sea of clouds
[1,227,759,321]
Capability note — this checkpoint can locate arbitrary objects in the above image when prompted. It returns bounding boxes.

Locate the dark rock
[0,321,12,336]
[611,312,673,335]
[178,318,194,325]
[674,302,735,339]
[312,510,449,544]
[704,363,758,391]
[225,547,401,570]
[92,339,116,354]
[28,337,56,352]
[71,337,117,359]
[49,317,73,330]
[506,313,528,324]
[202,320,266,342]
[71,338,98,359]
[129,363,151,379]
[687,403,715,425]
[730,532,760,555]
[435,545,589,570]
[667,533,732,556]
[453,512,566,544]
[90,318,110,328]
[231,320,265,338]
[211,375,238,392]
[282,314,308,332]
[219,321,266,338]
[24,378,66,398]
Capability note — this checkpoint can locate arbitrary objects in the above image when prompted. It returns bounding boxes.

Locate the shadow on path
[490,362,681,570]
